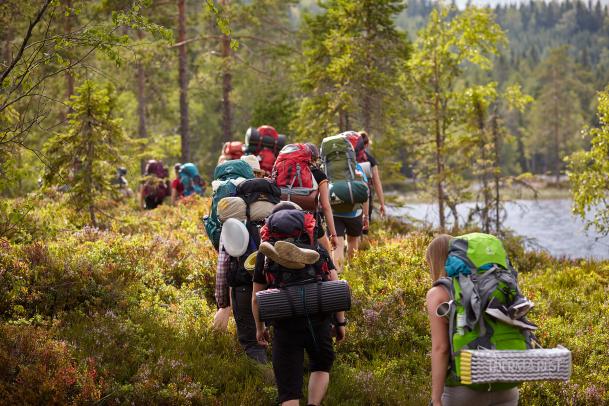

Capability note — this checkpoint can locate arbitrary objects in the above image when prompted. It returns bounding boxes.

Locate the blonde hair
[425,234,452,282]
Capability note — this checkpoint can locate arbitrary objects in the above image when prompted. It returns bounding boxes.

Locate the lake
[388,199,609,260]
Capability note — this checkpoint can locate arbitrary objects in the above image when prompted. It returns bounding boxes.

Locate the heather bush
[1,197,608,405]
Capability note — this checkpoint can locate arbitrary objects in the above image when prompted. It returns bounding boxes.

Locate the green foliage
[1,198,608,403]
[292,0,410,164]
[43,81,132,226]
[567,89,609,236]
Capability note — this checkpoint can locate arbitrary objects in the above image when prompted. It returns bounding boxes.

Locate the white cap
[241,154,263,174]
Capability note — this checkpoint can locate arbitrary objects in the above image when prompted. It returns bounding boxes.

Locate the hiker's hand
[213,307,231,331]
[334,325,346,342]
[330,234,338,250]
[379,204,386,218]
[362,215,369,231]
[256,327,270,347]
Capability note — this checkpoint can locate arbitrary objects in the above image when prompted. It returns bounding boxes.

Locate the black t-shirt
[365,151,378,168]
[252,244,335,285]
[311,166,328,184]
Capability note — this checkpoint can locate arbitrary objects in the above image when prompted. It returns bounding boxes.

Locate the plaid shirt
[215,244,231,308]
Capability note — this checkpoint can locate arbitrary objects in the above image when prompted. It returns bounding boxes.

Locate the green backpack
[321,133,369,212]
[434,233,537,391]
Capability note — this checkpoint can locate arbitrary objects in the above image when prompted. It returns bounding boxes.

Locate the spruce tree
[44,81,130,226]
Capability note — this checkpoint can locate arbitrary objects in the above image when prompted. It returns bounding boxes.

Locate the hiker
[112,167,133,198]
[179,162,206,197]
[170,163,184,205]
[306,143,338,252]
[212,165,280,362]
[357,131,386,222]
[271,143,338,253]
[425,233,536,406]
[252,204,346,406]
[241,155,265,178]
[139,160,170,210]
[320,132,370,272]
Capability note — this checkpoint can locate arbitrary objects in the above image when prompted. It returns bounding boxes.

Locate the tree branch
[0,0,52,85]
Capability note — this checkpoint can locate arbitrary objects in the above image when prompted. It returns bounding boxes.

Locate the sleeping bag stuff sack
[320,132,369,208]
[256,280,351,321]
[203,160,255,250]
[272,143,319,211]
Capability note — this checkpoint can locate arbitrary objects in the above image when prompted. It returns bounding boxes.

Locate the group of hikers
[137,125,570,405]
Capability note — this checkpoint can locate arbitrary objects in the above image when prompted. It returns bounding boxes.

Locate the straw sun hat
[240,155,264,175]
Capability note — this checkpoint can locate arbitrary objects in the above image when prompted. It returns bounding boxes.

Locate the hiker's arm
[362,200,369,230]
[318,180,337,247]
[427,287,450,406]
[171,187,177,205]
[371,166,385,217]
[214,247,230,309]
[138,186,145,209]
[252,282,270,346]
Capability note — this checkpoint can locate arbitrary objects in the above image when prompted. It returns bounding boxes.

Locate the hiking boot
[507,296,534,320]
[259,242,305,269]
[274,241,320,265]
[485,297,538,330]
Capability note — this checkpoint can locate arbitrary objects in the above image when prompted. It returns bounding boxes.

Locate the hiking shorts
[333,215,363,238]
[272,316,335,403]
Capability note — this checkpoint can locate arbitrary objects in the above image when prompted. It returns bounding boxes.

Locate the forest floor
[0,192,608,405]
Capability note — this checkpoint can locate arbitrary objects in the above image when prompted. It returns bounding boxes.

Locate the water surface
[389,199,609,260]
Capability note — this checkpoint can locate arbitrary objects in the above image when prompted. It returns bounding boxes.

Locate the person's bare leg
[334,236,345,272]
[318,234,331,253]
[307,371,330,406]
[346,234,359,259]
[281,400,299,406]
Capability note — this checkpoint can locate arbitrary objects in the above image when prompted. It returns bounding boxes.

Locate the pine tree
[567,89,609,235]
[292,0,409,148]
[44,81,131,226]
[406,5,505,230]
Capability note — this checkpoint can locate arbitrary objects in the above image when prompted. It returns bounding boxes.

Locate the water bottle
[457,313,466,336]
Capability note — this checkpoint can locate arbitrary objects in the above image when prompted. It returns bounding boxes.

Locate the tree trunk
[475,99,490,233]
[220,0,232,143]
[63,0,75,121]
[491,112,501,234]
[552,65,560,185]
[136,30,147,174]
[178,0,190,162]
[433,53,446,231]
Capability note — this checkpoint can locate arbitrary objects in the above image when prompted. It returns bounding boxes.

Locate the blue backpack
[179,163,204,197]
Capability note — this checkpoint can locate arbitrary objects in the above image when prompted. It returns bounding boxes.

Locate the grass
[0,193,608,404]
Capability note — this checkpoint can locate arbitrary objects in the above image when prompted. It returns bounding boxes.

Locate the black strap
[286,287,297,318]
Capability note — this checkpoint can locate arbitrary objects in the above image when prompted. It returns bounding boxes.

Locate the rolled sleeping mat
[218,197,247,222]
[256,280,351,321]
[460,346,572,385]
[280,189,319,212]
[249,200,275,221]
[329,180,369,205]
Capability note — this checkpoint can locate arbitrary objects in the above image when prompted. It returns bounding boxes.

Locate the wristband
[334,319,347,327]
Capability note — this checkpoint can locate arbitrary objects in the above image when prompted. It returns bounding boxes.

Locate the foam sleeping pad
[256,280,351,321]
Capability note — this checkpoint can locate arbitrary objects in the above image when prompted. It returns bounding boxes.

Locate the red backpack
[223,141,244,160]
[272,144,319,210]
[345,132,368,163]
[260,209,316,246]
[258,148,276,174]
